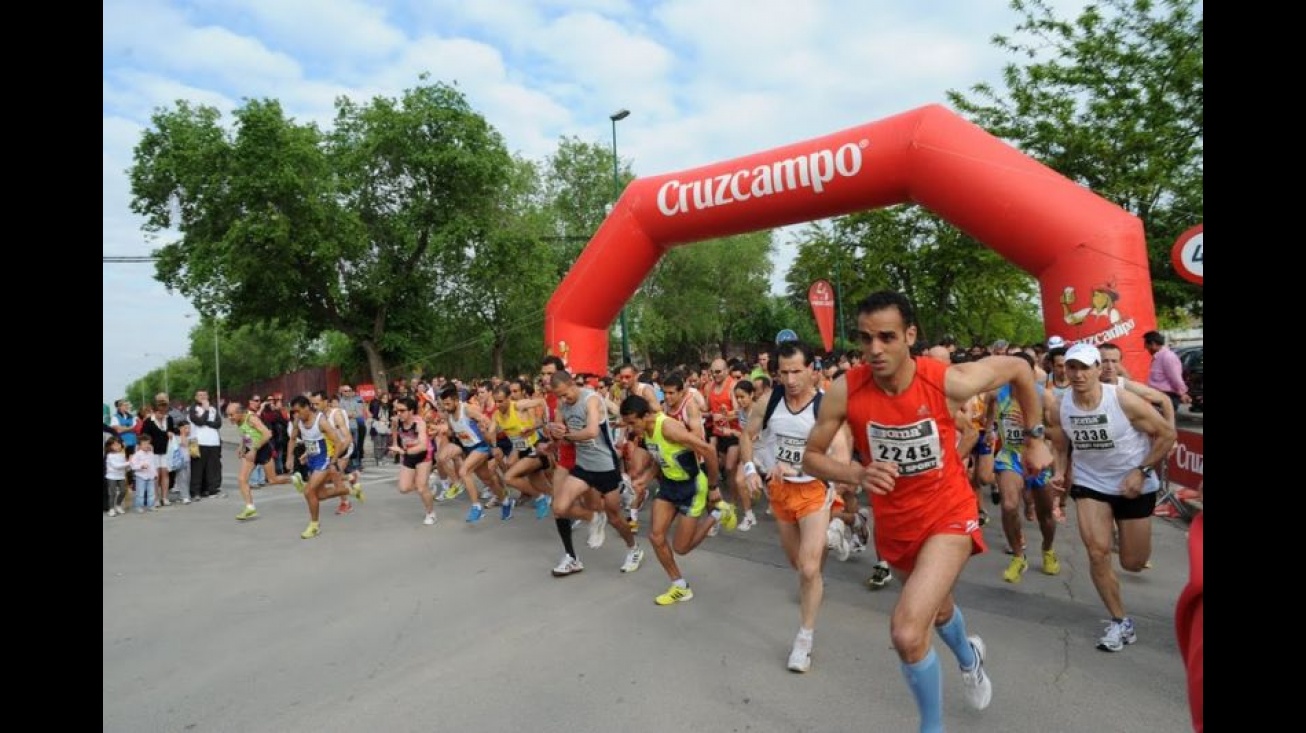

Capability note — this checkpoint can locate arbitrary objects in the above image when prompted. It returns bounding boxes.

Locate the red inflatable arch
[545,104,1156,378]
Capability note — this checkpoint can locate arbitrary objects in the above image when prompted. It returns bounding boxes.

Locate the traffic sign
[775,329,799,345]
[1171,224,1203,285]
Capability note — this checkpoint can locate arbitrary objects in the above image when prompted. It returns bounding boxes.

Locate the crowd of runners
[105,290,1195,732]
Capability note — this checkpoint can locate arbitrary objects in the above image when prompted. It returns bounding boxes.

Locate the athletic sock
[935,604,978,670]
[555,518,577,558]
[901,648,944,733]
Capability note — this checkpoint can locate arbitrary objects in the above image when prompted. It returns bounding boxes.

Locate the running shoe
[501,497,515,521]
[535,494,553,520]
[827,518,852,561]
[1042,549,1061,576]
[351,481,366,503]
[989,485,1000,505]
[1003,555,1029,583]
[292,474,305,494]
[423,512,437,526]
[960,636,993,710]
[620,545,645,573]
[1097,618,1137,652]
[587,511,607,549]
[300,523,320,539]
[487,495,502,509]
[654,584,693,605]
[716,501,739,532]
[442,483,465,501]
[867,561,893,590]
[236,506,258,521]
[978,509,990,527]
[787,633,813,673]
[737,511,757,532]
[335,501,354,516]
[551,554,584,577]
[466,504,484,523]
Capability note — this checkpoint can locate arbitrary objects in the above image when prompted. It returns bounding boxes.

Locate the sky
[103,0,1092,405]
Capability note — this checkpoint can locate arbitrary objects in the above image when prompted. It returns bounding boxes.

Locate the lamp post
[184,314,221,406]
[610,108,632,365]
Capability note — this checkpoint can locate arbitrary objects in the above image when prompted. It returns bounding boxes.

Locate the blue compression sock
[901,648,944,733]
[935,604,978,671]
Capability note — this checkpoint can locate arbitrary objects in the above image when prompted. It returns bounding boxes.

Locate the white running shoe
[620,545,645,573]
[738,511,757,532]
[960,635,993,710]
[551,554,584,577]
[827,517,852,562]
[587,511,608,549]
[423,513,436,526]
[787,633,813,673]
[1097,618,1137,652]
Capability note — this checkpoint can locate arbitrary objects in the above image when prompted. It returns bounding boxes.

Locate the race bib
[775,435,806,467]
[402,434,417,448]
[1068,412,1115,451]
[511,435,529,453]
[645,441,665,469]
[867,419,943,477]
[306,440,321,456]
[1001,416,1024,447]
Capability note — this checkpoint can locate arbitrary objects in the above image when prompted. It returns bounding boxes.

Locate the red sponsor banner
[1167,428,1203,490]
[357,384,377,401]
[808,279,836,353]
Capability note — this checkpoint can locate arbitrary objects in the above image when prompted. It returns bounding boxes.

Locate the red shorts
[874,494,986,574]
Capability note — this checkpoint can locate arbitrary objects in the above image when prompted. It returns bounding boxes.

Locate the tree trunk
[492,334,506,379]
[360,339,389,393]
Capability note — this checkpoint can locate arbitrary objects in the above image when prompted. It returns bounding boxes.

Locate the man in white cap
[1046,343,1175,652]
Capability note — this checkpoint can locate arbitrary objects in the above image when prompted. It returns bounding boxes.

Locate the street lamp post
[610,108,632,366]
[144,352,170,396]
[184,314,221,405]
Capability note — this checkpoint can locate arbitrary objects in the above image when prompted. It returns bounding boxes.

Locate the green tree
[786,207,1043,347]
[947,0,1203,320]
[641,232,775,363]
[130,78,513,390]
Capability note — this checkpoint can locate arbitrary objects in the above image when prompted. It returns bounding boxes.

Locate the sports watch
[1137,465,1155,478]
[1025,424,1046,440]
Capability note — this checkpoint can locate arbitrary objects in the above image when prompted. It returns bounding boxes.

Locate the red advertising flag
[808,280,836,353]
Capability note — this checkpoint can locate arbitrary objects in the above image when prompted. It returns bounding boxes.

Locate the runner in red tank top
[802,291,1053,732]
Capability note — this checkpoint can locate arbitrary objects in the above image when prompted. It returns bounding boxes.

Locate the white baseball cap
[1047,335,1067,349]
[1065,343,1101,366]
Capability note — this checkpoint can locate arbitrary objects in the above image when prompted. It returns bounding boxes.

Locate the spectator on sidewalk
[188,389,224,500]
[339,384,366,472]
[1142,331,1190,414]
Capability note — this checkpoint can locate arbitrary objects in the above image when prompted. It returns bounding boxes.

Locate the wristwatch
[1136,465,1155,478]
[1025,424,1046,440]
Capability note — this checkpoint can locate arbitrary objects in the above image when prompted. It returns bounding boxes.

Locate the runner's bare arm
[801,378,861,486]
[946,357,1051,473]
[1121,379,1176,427]
[1046,392,1070,493]
[564,394,605,442]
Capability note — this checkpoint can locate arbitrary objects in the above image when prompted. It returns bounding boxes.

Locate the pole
[611,114,632,365]
[834,256,843,353]
[164,362,170,397]
[214,324,222,408]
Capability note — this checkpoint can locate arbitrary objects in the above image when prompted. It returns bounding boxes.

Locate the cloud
[103,0,1096,403]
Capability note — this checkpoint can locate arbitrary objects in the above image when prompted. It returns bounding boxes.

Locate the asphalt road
[104,439,1197,733]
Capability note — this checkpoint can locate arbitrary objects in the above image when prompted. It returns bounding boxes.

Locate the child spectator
[129,436,158,513]
[105,436,129,516]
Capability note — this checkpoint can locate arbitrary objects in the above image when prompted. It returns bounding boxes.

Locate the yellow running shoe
[236,506,258,521]
[1003,555,1029,584]
[1042,549,1061,576]
[655,584,694,606]
[443,483,465,501]
[716,501,738,532]
[352,481,366,503]
[300,522,320,539]
[292,473,305,494]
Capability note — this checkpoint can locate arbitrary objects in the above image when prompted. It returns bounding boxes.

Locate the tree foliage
[786,207,1045,348]
[130,78,514,389]
[947,0,1203,320]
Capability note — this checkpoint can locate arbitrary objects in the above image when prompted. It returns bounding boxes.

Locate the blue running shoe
[466,504,484,523]
[535,494,553,520]
[501,497,515,521]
